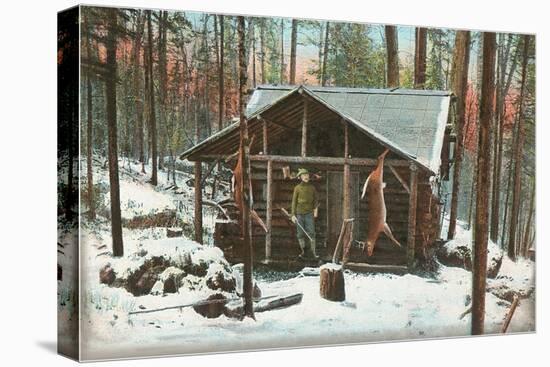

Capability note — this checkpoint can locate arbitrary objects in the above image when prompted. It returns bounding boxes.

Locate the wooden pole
[199,154,414,168]
[501,295,519,333]
[194,161,203,244]
[343,121,351,220]
[263,119,268,154]
[266,159,273,261]
[407,164,418,269]
[301,99,308,157]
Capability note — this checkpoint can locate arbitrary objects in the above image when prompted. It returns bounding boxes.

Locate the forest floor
[58,157,536,361]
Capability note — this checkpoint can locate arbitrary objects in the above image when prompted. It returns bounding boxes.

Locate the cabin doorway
[326,171,360,257]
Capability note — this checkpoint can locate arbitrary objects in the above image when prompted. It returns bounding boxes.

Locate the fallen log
[224,293,303,318]
[128,294,282,316]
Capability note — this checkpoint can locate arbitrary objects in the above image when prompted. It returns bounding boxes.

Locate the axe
[279,207,314,242]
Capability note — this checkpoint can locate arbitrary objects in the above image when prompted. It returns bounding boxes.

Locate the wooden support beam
[258,115,294,130]
[265,159,273,261]
[194,161,203,244]
[389,164,410,194]
[301,99,308,157]
[407,163,418,269]
[343,121,351,220]
[207,154,413,167]
[263,119,268,154]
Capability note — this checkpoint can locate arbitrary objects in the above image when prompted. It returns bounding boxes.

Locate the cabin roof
[180,85,453,175]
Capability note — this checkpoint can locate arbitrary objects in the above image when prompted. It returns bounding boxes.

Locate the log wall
[214,160,442,266]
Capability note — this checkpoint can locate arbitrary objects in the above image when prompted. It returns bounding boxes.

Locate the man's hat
[297,168,309,177]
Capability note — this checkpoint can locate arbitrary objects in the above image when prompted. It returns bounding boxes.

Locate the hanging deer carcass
[360,149,402,256]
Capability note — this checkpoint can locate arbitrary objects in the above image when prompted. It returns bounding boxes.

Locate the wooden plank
[194,161,203,244]
[407,163,418,269]
[265,159,273,261]
[263,119,268,154]
[199,154,411,167]
[301,99,308,157]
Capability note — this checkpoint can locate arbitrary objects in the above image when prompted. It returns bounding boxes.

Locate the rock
[193,293,228,318]
[159,267,186,294]
[99,264,116,285]
[150,280,164,296]
[437,240,503,279]
[126,257,170,296]
[205,263,236,293]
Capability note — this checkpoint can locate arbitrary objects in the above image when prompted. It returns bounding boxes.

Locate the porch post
[407,163,418,269]
[301,99,308,157]
[266,159,273,261]
[343,120,351,220]
[263,119,268,154]
[194,160,203,244]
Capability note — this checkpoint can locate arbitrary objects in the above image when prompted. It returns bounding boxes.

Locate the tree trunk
[218,15,225,131]
[319,264,345,302]
[280,18,285,84]
[147,10,158,185]
[385,25,399,88]
[105,8,124,257]
[141,26,149,174]
[251,20,257,88]
[158,11,169,171]
[491,35,517,243]
[507,35,530,261]
[260,18,266,85]
[84,15,95,220]
[132,12,145,168]
[494,37,519,243]
[447,31,471,239]
[522,179,535,257]
[237,16,255,320]
[289,19,298,84]
[414,27,427,89]
[471,32,496,336]
[321,22,330,87]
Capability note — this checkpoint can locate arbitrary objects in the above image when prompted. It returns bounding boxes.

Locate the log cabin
[179,85,455,272]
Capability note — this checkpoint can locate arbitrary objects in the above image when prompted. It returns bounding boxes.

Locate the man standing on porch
[291,168,319,259]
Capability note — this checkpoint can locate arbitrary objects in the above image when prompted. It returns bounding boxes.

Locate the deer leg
[383,222,402,248]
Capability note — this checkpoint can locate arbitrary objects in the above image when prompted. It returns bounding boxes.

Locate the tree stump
[319,263,345,302]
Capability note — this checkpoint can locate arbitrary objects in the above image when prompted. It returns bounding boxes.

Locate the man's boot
[298,238,306,259]
[310,239,319,259]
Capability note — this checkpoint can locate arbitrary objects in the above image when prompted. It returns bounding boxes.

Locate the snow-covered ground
[58,157,536,361]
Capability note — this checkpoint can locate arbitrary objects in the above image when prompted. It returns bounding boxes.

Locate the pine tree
[105,8,124,257]
[471,32,496,335]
